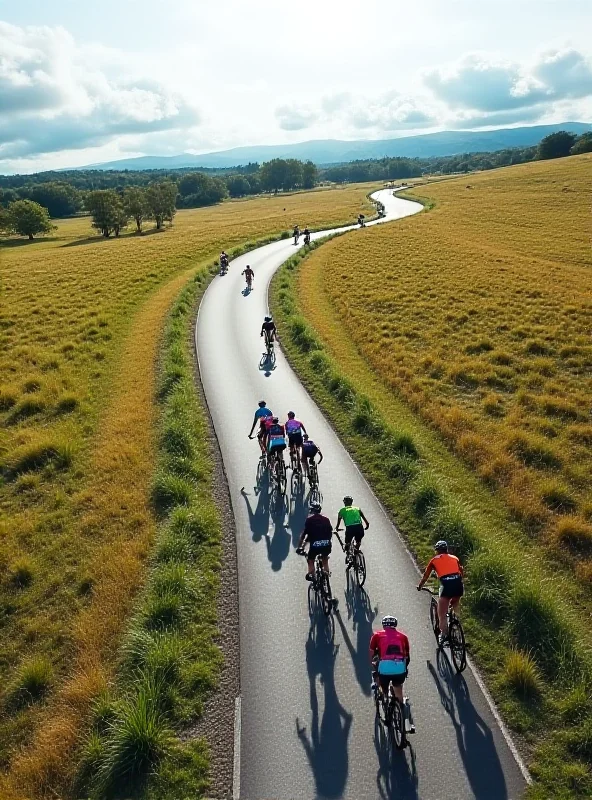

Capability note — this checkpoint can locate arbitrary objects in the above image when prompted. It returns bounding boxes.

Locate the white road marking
[233,695,242,800]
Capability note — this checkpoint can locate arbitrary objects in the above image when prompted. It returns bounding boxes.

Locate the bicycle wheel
[354,550,367,588]
[390,697,407,751]
[320,573,333,616]
[449,618,467,673]
[429,597,440,641]
[279,459,287,495]
[375,688,388,724]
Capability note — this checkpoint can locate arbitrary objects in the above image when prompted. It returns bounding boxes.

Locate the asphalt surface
[196,190,527,799]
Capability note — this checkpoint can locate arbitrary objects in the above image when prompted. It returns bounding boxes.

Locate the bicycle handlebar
[420,586,438,596]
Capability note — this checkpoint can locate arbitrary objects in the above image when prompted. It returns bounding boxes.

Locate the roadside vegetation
[0,185,375,797]
[270,154,592,798]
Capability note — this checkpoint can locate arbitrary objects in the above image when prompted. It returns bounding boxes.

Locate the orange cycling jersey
[425,553,463,578]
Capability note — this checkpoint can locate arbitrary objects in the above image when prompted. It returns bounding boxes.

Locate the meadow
[302,156,592,579]
[0,184,375,795]
[271,154,592,797]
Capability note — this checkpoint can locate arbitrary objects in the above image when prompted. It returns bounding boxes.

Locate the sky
[0,0,591,173]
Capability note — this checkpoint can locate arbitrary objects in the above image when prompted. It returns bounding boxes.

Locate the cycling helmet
[258,400,266,407]
[310,502,322,513]
[382,615,398,628]
[343,495,353,505]
[435,540,448,553]
[287,411,295,418]
[264,315,272,322]
[272,416,279,423]
[303,434,309,441]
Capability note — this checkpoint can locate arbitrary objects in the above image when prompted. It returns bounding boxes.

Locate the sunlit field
[0,184,374,792]
[298,155,592,579]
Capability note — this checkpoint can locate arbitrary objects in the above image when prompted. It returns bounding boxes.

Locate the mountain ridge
[81,122,590,171]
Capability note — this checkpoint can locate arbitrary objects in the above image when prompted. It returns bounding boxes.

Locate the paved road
[196,190,528,799]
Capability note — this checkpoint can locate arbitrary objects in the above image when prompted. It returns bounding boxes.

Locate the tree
[0,206,14,235]
[8,200,54,240]
[260,159,289,192]
[226,175,251,198]
[123,186,149,233]
[177,172,227,207]
[282,159,303,191]
[537,131,577,160]
[571,132,592,155]
[86,190,126,237]
[302,160,318,189]
[24,182,82,218]
[145,181,177,229]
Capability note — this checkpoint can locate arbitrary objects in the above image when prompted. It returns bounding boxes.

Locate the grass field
[302,156,592,578]
[271,154,592,798]
[0,185,375,795]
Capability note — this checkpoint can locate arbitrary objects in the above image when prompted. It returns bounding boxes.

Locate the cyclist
[296,502,333,583]
[369,616,415,733]
[303,227,311,245]
[293,224,300,244]
[417,540,464,644]
[261,316,277,349]
[248,400,273,455]
[242,265,254,289]
[335,496,369,566]
[220,251,229,272]
[285,412,307,471]
[266,416,287,462]
[358,213,366,227]
[301,434,323,478]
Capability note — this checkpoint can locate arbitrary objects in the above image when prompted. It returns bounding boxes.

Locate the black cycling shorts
[288,431,303,448]
[439,574,464,599]
[345,524,365,547]
[378,671,406,690]
[308,542,332,561]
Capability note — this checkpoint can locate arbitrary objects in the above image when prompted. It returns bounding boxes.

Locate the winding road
[196,190,528,799]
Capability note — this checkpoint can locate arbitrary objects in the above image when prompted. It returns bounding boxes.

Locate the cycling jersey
[262,321,276,335]
[285,418,303,434]
[370,628,410,663]
[302,441,318,459]
[339,506,362,527]
[303,514,333,546]
[425,553,463,579]
[254,407,272,421]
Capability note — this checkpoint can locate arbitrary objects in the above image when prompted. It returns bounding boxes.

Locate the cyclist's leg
[450,596,461,618]
[321,555,330,574]
[306,554,315,579]
[437,595,450,635]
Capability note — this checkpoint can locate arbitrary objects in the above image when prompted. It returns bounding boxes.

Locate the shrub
[151,473,192,514]
[428,500,479,559]
[4,438,73,477]
[540,481,577,514]
[506,432,561,469]
[411,473,442,519]
[387,453,420,484]
[555,517,592,555]
[96,681,174,794]
[8,556,35,588]
[503,649,541,697]
[468,552,513,620]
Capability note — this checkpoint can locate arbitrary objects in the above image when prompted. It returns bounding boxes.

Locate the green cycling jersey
[339,506,362,526]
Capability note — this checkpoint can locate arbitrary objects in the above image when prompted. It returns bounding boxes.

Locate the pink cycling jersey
[285,419,303,434]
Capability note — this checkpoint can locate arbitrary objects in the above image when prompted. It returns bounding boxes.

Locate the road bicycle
[264,331,275,360]
[294,232,300,245]
[245,275,253,291]
[299,549,334,616]
[219,258,228,275]
[341,533,367,588]
[303,233,311,245]
[374,676,408,751]
[421,586,467,673]
[269,448,287,496]
[307,458,321,505]
[289,447,303,493]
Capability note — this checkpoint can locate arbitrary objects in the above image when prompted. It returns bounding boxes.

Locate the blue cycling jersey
[255,407,272,420]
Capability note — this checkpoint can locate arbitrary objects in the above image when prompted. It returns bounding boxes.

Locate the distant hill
[82,123,591,171]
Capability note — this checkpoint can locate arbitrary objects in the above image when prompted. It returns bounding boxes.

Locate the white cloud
[0,21,200,160]
[275,105,319,131]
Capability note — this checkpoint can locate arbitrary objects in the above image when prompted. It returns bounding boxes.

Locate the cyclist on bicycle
[293,224,300,243]
[242,265,254,287]
[417,540,464,645]
[301,434,323,478]
[296,502,333,582]
[335,496,369,566]
[285,412,307,470]
[303,227,311,245]
[370,616,415,733]
[248,400,273,455]
[220,251,229,271]
[266,416,287,459]
[261,316,277,347]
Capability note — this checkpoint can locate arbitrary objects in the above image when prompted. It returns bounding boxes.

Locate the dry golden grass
[0,185,374,794]
[298,155,592,577]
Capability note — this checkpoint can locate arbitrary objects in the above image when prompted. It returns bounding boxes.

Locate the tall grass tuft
[411,473,442,519]
[387,453,420,484]
[428,499,479,559]
[8,556,35,588]
[555,517,592,555]
[151,473,192,514]
[468,552,513,620]
[10,657,53,705]
[503,649,541,698]
[3,438,73,477]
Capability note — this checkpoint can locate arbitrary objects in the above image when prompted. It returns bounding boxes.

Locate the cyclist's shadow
[336,585,378,696]
[264,505,290,571]
[296,619,352,799]
[287,477,308,547]
[427,650,508,799]
[374,715,418,800]
[258,349,276,375]
[239,485,270,544]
